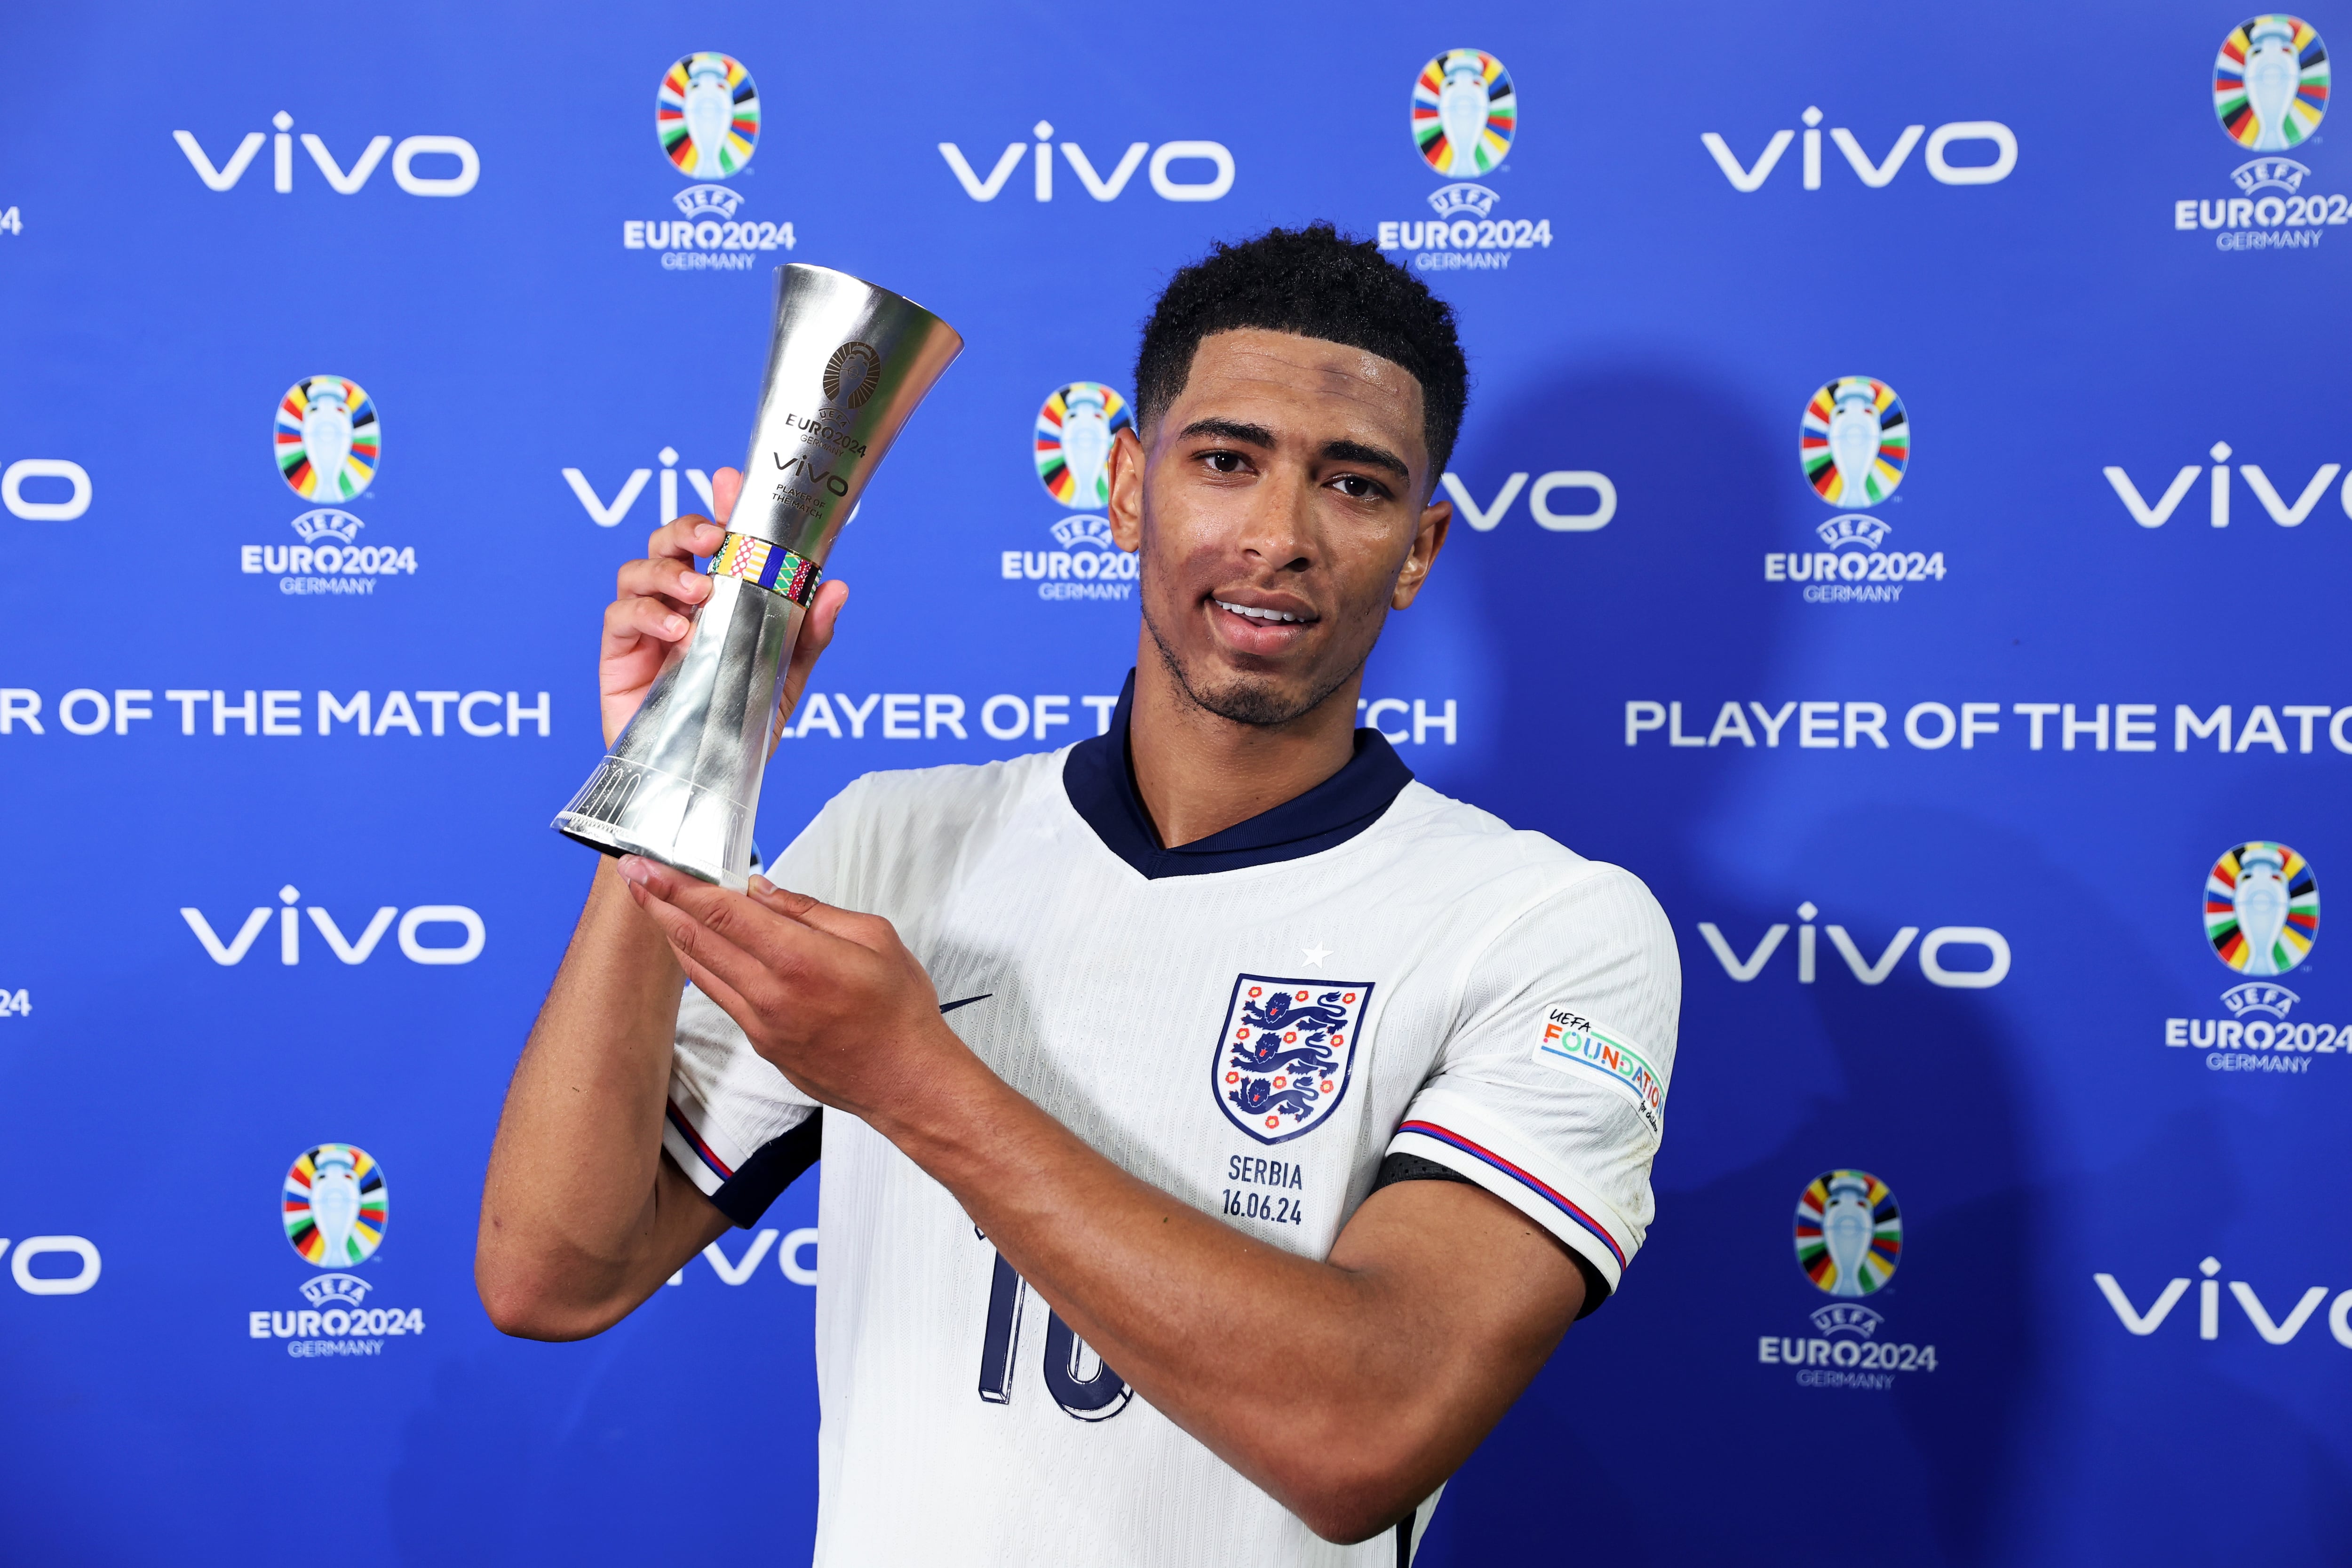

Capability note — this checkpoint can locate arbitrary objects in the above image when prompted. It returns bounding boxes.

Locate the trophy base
[552,754,752,891]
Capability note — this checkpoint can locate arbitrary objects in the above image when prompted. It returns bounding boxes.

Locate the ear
[1106,425,1146,553]
[1392,494,1451,609]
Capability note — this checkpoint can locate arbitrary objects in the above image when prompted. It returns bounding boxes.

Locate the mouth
[1213,598,1311,625]
[1207,594,1319,657]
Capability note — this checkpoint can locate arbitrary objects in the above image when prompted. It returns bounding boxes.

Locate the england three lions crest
[1213,975,1373,1144]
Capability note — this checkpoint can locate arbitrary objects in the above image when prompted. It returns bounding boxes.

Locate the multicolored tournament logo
[242,376,416,597]
[2172,16,2344,251]
[1757,1168,1938,1389]
[1767,376,1944,603]
[2207,840,2320,974]
[1375,48,1552,275]
[1213,977,1372,1145]
[1795,1169,1902,1296]
[659,52,759,178]
[284,1143,386,1267]
[249,1143,425,1358]
[2167,841,2340,1073]
[623,51,796,272]
[275,375,376,502]
[1000,382,1139,603]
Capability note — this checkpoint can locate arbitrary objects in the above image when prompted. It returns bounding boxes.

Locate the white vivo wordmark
[564,447,717,528]
[2096,1257,2352,1347]
[1702,110,2016,191]
[175,114,478,196]
[940,124,1232,202]
[2,458,91,521]
[2104,444,2348,528]
[0,1237,102,1295]
[1440,470,1616,532]
[1696,903,2010,988]
[664,1226,819,1287]
[183,886,485,966]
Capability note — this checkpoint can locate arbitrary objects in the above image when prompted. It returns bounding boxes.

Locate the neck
[1126,643,1364,849]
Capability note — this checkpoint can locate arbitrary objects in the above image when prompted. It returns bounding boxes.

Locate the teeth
[1216,599,1303,624]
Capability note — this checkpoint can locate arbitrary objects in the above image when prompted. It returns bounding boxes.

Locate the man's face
[1107,328,1451,728]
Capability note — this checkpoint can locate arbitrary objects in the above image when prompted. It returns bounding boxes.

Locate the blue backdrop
[1,4,2346,1564]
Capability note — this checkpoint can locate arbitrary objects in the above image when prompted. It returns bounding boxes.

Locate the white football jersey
[661,681,1680,1567]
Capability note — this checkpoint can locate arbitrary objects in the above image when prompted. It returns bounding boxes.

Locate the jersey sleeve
[1386,862,1680,1307]
[660,783,866,1226]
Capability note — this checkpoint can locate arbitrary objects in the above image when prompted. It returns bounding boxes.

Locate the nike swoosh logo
[939,994,993,1015]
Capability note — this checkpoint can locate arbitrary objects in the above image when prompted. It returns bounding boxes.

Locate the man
[478,224,1679,1564]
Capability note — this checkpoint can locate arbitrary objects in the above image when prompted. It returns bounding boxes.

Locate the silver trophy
[554,264,963,888]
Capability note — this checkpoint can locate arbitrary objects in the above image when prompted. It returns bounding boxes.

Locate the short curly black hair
[1132,224,1470,487]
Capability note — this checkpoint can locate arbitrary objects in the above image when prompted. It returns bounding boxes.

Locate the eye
[1330,474,1389,501]
[1201,450,1248,474]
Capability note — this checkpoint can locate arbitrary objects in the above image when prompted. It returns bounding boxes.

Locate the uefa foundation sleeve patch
[1531,1006,1665,1140]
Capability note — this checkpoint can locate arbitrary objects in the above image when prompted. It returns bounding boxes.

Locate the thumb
[713,466,743,526]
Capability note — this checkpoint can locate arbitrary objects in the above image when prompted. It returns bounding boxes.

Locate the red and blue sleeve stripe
[666,1098,735,1183]
[1397,1120,1627,1271]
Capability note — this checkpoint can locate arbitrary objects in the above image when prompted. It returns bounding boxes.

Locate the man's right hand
[599,464,850,748]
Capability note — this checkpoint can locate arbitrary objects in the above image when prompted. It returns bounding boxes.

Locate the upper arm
[1310,1176,1587,1519]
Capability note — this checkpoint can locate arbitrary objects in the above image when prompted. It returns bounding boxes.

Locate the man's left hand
[616,855,961,1119]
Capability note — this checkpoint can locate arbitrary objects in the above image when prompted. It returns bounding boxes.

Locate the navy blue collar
[1062,671,1414,880]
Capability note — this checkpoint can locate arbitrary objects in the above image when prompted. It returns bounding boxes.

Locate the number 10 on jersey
[976,1242,1133,1422]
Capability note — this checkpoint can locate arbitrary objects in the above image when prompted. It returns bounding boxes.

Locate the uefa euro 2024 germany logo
[623,52,796,271]
[1001,383,1139,604]
[1375,48,1553,273]
[1035,382,1130,509]
[2173,16,2344,251]
[241,376,418,598]
[2165,842,2339,1075]
[1755,1169,1939,1388]
[275,375,376,503]
[1794,1169,1902,1297]
[1766,376,1947,605]
[250,1143,425,1359]
[659,52,758,179]
[284,1143,386,1267]
[2207,841,2320,977]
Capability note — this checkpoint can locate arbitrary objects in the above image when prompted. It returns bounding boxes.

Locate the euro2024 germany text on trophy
[553,265,964,889]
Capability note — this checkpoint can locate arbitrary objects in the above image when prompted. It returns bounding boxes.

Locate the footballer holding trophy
[481,228,1680,1565]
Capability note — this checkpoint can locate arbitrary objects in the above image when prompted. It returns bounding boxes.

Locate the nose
[1233,470,1316,575]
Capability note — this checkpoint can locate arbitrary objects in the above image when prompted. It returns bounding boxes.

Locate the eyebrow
[1177,420,1413,484]
[1177,417,1275,447]
[1319,438,1411,482]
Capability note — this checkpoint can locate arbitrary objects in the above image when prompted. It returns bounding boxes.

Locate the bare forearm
[477,859,714,1335]
[871,1044,1571,1537]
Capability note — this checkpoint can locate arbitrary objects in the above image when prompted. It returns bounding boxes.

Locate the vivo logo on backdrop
[2097,1256,2352,1348]
[564,446,719,528]
[181,886,485,967]
[1696,904,2011,988]
[1439,469,1616,533]
[1701,111,2016,191]
[174,114,479,196]
[1,456,90,521]
[939,124,1233,202]
[2105,445,2349,528]
[0,1236,101,1297]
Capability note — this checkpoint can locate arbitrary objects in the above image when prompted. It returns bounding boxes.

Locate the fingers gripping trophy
[554,266,963,888]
